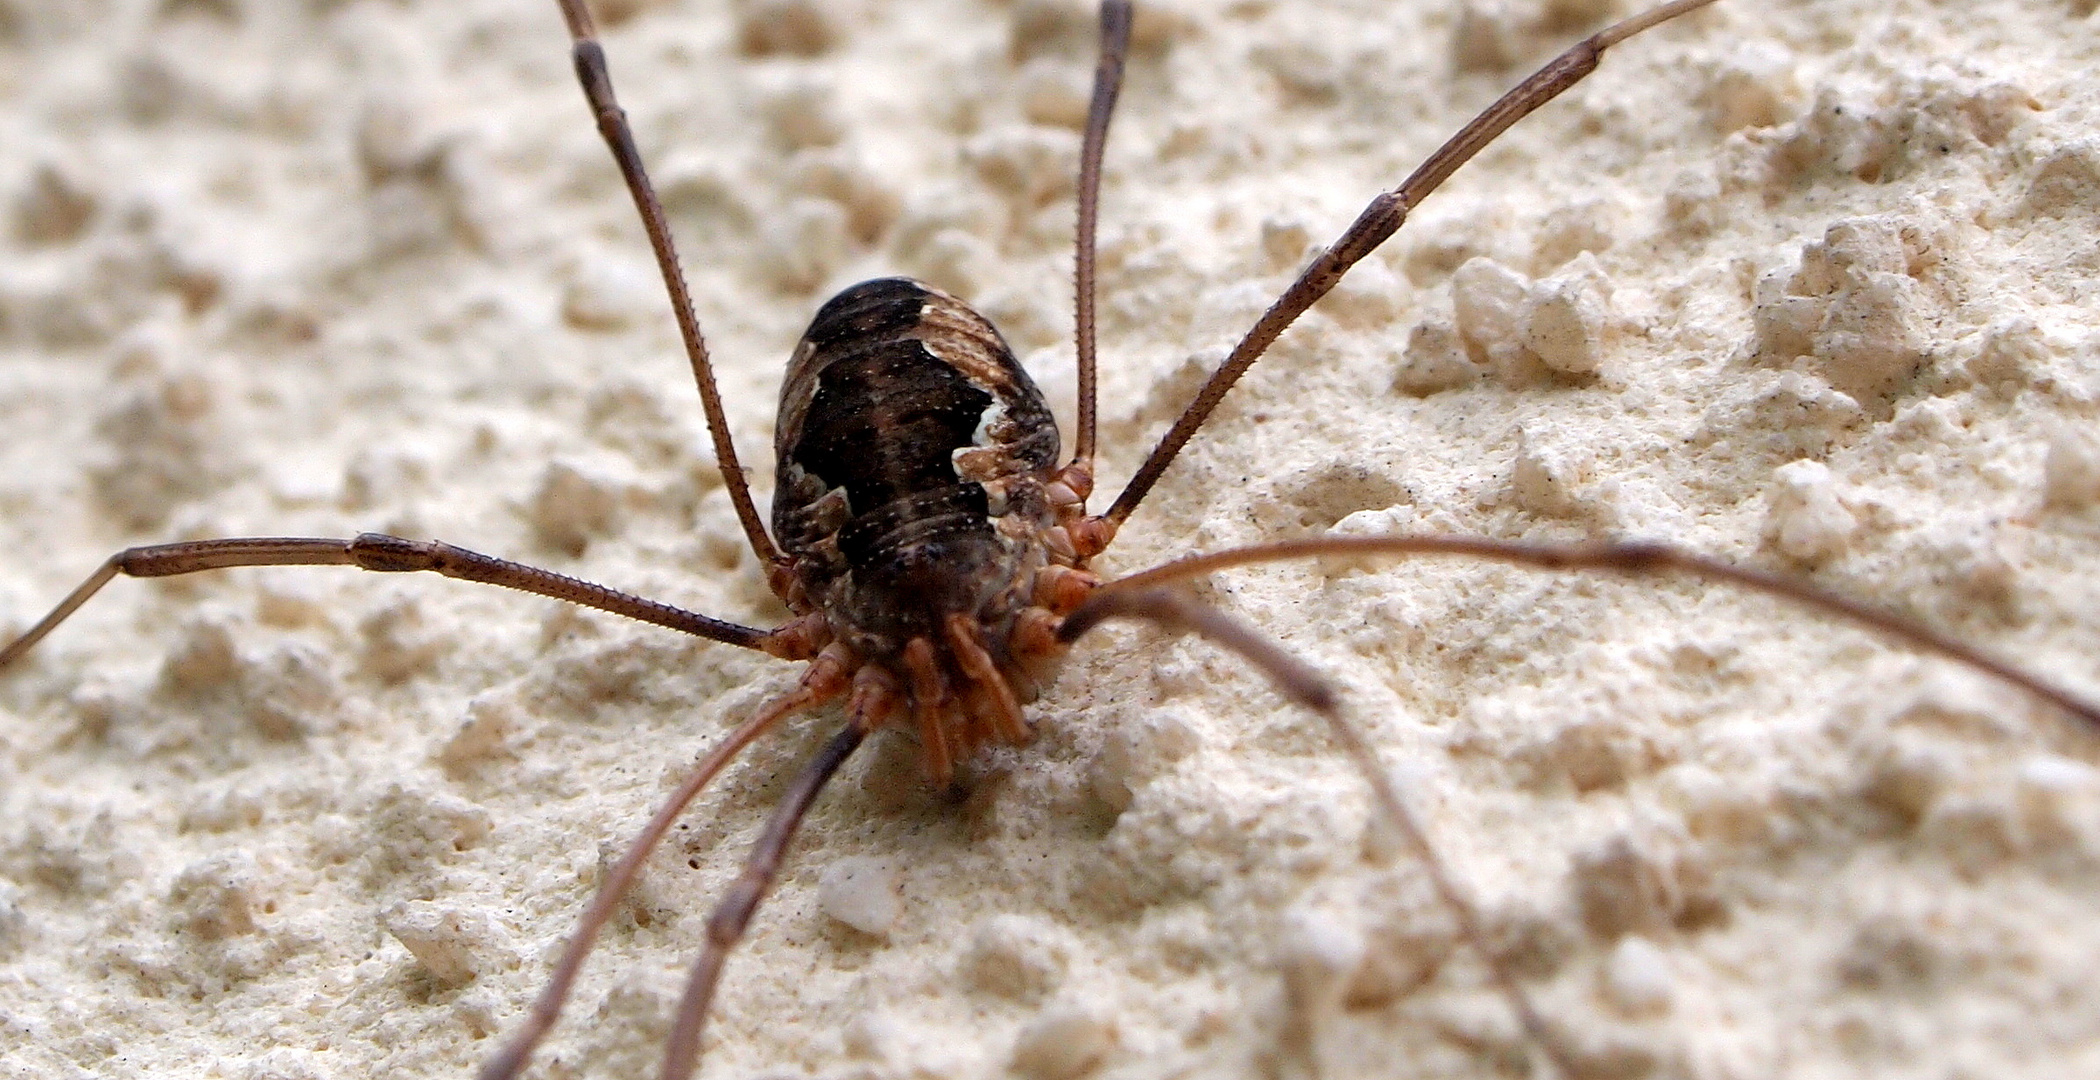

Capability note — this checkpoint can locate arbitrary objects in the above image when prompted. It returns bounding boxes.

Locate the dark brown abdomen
[773,278,1060,659]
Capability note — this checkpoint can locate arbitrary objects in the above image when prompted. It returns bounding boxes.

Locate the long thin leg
[1057,588,1579,1078]
[1060,587,1334,711]
[1101,0,1722,527]
[659,723,868,1080]
[0,534,779,670]
[1060,542,2100,1076]
[555,0,783,576]
[1070,0,1133,475]
[476,649,853,1080]
[1076,534,2100,731]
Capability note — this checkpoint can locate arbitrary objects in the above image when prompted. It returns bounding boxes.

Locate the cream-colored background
[4,1,2100,1078]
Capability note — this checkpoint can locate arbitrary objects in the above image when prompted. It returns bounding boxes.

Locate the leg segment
[1069,0,1133,473]
[1057,586,1578,1077]
[0,533,777,670]
[659,723,869,1080]
[553,0,782,576]
[1089,534,2100,731]
[1062,529,2100,1077]
[475,646,853,1080]
[1101,0,1723,527]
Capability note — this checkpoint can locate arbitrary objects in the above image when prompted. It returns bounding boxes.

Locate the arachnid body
[4,1,2100,1079]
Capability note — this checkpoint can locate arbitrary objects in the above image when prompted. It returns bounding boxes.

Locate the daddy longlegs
[4,0,2100,1071]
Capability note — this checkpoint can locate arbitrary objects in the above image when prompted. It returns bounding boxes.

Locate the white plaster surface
[4,1,2100,1078]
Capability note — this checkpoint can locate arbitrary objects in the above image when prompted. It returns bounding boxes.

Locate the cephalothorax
[5,2,2099,1079]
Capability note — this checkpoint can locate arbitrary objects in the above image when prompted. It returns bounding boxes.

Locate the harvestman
[5,1,2098,1077]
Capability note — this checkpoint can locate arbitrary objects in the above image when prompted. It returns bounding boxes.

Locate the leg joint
[349,533,435,573]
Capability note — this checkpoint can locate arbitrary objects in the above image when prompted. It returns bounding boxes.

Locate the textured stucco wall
[3,1,2099,1078]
